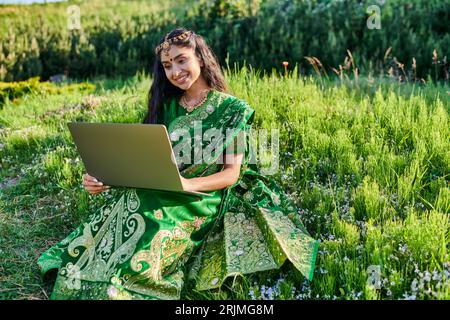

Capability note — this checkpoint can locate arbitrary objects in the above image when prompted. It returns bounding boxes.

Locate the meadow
[0,64,448,299]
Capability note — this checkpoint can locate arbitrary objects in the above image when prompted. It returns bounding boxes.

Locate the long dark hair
[143,27,228,124]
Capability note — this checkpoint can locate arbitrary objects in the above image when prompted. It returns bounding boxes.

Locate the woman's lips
[176,74,189,84]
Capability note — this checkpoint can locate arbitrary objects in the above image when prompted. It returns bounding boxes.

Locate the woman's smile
[175,74,189,84]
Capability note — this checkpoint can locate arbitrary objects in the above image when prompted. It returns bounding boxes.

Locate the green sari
[37,90,319,300]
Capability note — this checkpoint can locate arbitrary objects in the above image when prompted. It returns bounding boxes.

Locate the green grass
[0,66,449,300]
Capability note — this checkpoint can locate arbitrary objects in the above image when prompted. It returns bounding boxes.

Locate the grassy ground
[0,66,449,300]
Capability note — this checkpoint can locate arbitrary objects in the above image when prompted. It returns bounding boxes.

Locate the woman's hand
[178,153,244,192]
[82,173,110,195]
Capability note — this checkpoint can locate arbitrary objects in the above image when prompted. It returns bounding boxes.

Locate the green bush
[0,0,448,82]
[0,76,95,106]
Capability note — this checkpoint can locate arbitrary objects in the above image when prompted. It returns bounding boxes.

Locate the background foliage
[0,0,448,82]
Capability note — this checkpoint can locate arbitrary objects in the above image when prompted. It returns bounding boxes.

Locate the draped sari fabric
[37,90,319,300]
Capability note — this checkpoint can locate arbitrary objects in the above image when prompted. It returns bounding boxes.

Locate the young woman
[38,28,319,300]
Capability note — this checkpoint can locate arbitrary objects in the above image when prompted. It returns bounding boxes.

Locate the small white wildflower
[399,243,408,254]
[417,279,424,290]
[411,279,418,292]
[432,270,441,281]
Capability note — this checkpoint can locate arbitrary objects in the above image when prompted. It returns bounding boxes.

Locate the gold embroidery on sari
[122,216,206,294]
[257,207,317,277]
[224,211,279,274]
[129,229,172,280]
[60,189,146,283]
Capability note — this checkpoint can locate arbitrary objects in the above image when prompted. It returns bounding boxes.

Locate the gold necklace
[180,88,211,112]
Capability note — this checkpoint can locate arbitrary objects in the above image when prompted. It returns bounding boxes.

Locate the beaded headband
[154,31,193,56]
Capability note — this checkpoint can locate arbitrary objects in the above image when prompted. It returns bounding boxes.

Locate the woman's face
[160,45,204,90]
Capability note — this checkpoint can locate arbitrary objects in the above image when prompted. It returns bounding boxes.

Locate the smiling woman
[160,46,210,112]
[37,27,319,300]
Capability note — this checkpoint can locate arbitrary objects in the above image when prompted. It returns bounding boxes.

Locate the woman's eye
[179,60,185,64]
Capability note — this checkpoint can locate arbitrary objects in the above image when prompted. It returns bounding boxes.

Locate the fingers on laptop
[86,185,110,195]
[83,173,103,186]
[89,186,110,195]
[82,174,110,194]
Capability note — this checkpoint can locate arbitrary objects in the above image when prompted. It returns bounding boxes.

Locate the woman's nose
[173,67,183,77]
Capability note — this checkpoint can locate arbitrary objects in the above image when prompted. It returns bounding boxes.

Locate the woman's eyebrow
[161,54,185,64]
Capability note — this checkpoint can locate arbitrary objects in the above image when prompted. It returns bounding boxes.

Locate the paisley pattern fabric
[37,90,319,299]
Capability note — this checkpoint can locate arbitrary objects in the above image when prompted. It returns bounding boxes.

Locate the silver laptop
[67,122,212,197]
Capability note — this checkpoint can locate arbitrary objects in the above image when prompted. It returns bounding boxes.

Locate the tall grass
[0,66,448,299]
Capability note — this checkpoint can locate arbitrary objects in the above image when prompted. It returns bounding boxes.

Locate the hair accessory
[155,31,193,56]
